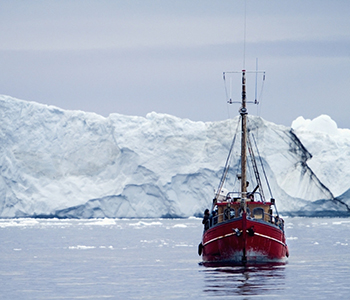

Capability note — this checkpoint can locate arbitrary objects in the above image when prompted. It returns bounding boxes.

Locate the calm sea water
[0,217,349,299]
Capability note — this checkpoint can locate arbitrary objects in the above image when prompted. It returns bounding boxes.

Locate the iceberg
[0,95,349,218]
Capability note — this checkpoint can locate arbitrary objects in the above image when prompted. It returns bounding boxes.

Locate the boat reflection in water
[201,263,286,297]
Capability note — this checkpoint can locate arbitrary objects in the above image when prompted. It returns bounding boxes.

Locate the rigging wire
[251,131,273,200]
[223,73,232,120]
[247,130,266,203]
[214,117,241,205]
[257,72,266,118]
[246,153,254,189]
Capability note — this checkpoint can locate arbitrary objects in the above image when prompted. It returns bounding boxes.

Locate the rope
[257,72,266,117]
[214,117,241,207]
[251,132,273,199]
[223,72,232,120]
[247,131,266,202]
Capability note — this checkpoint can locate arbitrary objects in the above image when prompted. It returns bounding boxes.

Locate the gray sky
[1,0,349,128]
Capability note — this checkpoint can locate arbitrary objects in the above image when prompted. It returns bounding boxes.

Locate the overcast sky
[1,0,349,128]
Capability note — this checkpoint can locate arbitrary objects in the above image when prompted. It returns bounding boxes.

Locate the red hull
[202,213,288,264]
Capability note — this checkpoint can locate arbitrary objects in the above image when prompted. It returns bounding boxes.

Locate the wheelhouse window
[253,207,264,220]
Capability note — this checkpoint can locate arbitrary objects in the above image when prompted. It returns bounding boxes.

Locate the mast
[240,70,247,212]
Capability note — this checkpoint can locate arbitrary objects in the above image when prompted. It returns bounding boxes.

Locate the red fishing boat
[198,70,289,265]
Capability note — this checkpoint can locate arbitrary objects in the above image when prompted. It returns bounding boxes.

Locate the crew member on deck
[202,209,210,230]
[246,181,255,201]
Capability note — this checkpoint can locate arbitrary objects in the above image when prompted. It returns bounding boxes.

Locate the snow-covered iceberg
[0,95,349,218]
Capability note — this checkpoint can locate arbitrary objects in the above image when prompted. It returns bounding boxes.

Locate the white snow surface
[0,95,349,218]
[291,115,350,197]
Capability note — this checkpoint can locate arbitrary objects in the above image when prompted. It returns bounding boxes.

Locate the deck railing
[225,191,264,202]
[204,208,284,231]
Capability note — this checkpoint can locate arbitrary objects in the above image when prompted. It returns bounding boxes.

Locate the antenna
[243,0,247,70]
[223,1,266,110]
[255,58,258,104]
[223,70,265,105]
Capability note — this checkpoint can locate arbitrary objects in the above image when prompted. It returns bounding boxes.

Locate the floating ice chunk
[129,221,163,228]
[0,219,40,228]
[175,243,190,247]
[333,220,350,225]
[87,219,117,226]
[98,245,114,249]
[69,245,96,250]
[334,242,348,246]
[173,224,187,228]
